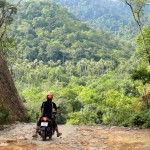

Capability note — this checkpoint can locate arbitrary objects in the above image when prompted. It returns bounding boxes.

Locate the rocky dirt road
[0,123,150,150]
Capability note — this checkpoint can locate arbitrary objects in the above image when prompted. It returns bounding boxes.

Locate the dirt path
[0,123,150,150]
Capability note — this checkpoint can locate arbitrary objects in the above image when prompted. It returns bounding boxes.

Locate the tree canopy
[4,0,149,127]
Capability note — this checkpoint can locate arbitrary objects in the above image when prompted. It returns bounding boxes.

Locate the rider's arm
[41,102,44,113]
[55,107,59,114]
[53,103,58,114]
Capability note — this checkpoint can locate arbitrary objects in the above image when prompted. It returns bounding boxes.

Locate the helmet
[47,93,53,99]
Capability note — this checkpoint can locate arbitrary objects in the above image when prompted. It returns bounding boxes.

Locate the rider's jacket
[41,100,57,119]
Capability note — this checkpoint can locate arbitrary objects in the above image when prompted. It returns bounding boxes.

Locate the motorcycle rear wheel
[41,131,46,141]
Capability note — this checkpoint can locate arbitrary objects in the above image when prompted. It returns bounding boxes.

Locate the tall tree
[0,0,26,123]
[121,0,150,63]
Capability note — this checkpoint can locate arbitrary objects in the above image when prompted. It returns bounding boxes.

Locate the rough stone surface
[0,123,150,150]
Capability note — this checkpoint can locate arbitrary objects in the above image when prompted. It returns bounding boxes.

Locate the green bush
[131,110,150,128]
[0,107,9,124]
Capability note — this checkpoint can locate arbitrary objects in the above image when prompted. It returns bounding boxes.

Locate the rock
[18,136,27,140]
[6,139,17,142]
[60,140,69,144]
[15,121,20,124]
[0,143,9,147]
[126,128,131,131]
[88,147,101,150]
[99,135,108,140]
[110,126,117,130]
[81,132,91,136]
[30,141,38,145]
[97,127,103,130]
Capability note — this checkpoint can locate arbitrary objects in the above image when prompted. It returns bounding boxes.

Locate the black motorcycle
[39,115,56,141]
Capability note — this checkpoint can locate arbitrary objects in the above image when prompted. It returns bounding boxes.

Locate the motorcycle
[39,112,56,141]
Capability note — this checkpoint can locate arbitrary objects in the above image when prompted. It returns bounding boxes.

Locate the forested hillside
[53,0,150,39]
[11,1,133,63]
[9,0,150,39]
[4,0,150,127]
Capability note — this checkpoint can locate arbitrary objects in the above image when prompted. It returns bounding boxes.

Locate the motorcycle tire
[49,133,53,140]
[49,135,52,140]
[41,131,46,141]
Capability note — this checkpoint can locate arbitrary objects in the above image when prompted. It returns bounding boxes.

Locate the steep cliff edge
[0,52,26,123]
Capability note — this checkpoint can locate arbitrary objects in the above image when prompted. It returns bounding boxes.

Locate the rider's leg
[32,118,41,138]
[55,125,62,137]
[52,119,62,137]
[32,125,39,137]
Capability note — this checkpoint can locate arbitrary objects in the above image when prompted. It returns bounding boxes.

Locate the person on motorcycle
[32,93,62,138]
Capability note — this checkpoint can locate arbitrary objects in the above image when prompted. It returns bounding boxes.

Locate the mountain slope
[53,0,150,39]
[11,0,133,64]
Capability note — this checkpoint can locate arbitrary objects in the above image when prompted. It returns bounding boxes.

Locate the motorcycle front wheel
[49,134,52,140]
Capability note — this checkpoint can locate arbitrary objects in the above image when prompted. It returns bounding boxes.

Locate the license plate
[41,122,48,126]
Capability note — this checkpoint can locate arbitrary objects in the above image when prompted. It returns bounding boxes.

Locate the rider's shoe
[57,133,62,137]
[32,133,38,138]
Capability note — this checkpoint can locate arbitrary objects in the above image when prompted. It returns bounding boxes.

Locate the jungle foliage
[53,0,150,39]
[4,0,150,127]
